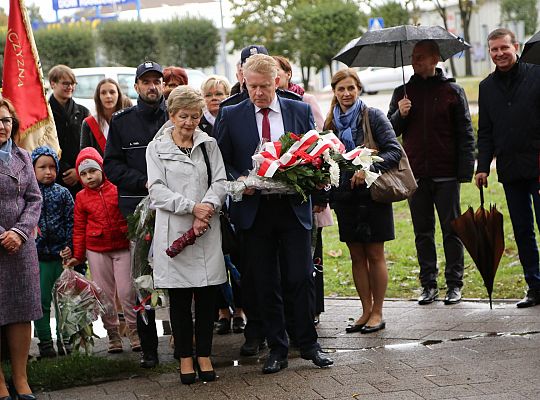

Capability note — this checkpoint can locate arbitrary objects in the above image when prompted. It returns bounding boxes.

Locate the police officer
[104,61,168,368]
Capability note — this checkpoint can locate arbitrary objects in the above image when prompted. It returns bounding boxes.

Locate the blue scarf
[333,99,363,151]
[0,138,12,165]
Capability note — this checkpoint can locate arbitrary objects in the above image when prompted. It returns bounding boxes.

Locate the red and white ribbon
[253,130,346,177]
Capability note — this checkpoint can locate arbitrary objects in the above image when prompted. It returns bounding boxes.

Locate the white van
[72,67,207,114]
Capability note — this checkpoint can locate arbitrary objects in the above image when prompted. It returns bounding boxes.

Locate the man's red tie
[261,108,271,142]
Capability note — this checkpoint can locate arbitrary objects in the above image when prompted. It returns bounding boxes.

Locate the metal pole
[219,0,229,79]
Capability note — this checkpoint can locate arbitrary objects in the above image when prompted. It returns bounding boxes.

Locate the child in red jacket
[66,147,140,353]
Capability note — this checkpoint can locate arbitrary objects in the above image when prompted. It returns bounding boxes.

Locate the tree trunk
[434,3,458,77]
[459,0,473,76]
[301,64,311,90]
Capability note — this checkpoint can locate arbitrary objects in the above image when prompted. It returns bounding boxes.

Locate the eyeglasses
[0,117,13,126]
[60,81,77,88]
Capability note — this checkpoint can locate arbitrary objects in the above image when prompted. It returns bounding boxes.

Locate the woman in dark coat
[324,69,401,335]
[0,98,43,399]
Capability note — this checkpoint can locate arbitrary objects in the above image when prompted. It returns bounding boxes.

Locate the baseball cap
[135,61,164,82]
[240,45,269,66]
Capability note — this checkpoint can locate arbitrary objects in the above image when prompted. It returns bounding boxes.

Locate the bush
[98,21,160,67]
[34,24,95,73]
[157,17,219,68]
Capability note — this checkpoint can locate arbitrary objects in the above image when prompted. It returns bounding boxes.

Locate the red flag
[2,0,59,153]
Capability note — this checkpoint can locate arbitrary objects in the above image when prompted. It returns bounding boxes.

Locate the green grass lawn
[322,169,530,300]
[455,76,482,103]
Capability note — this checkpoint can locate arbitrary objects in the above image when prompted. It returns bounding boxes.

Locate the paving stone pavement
[37,299,540,399]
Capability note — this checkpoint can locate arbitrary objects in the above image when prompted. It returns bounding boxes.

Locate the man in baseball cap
[135,60,164,82]
[240,44,269,66]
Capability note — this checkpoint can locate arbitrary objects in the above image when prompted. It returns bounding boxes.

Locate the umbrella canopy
[451,187,505,309]
[333,25,470,68]
[520,31,540,64]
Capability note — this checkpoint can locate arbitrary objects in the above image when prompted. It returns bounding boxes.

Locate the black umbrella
[333,25,470,94]
[520,31,540,64]
[450,187,504,309]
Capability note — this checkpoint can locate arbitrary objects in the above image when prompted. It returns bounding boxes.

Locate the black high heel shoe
[179,358,197,385]
[7,379,35,400]
[196,358,216,382]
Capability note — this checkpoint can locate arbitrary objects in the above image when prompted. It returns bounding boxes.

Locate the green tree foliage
[228,0,301,57]
[370,1,409,28]
[98,21,159,66]
[157,17,219,68]
[27,4,44,23]
[0,7,7,27]
[288,1,365,79]
[500,0,538,36]
[34,24,95,73]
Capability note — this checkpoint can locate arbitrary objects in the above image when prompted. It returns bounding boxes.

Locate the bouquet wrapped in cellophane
[226,130,383,202]
[126,196,161,324]
[53,268,114,354]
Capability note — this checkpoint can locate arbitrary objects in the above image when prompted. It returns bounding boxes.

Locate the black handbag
[200,142,238,255]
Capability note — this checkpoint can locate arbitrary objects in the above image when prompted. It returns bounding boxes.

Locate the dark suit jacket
[216,96,315,230]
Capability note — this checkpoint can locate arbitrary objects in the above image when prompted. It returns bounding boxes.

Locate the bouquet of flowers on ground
[53,268,114,354]
[126,195,161,324]
[226,130,383,202]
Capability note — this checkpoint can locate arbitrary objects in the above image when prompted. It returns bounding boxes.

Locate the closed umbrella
[450,187,505,309]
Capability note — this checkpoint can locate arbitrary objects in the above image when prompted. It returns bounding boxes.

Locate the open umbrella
[520,31,540,64]
[333,25,470,95]
[450,187,505,309]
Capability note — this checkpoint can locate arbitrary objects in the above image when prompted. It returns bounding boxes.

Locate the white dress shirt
[254,95,285,142]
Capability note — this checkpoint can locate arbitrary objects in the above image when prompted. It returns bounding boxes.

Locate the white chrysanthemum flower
[328,158,340,187]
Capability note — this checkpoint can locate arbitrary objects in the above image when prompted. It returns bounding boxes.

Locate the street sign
[369,17,384,31]
[52,0,133,11]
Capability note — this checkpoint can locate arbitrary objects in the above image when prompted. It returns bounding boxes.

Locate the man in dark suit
[216,54,333,374]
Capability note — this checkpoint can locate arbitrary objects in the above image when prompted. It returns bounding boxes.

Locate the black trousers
[136,299,158,355]
[408,178,464,289]
[241,196,318,357]
[503,179,540,290]
[169,286,218,359]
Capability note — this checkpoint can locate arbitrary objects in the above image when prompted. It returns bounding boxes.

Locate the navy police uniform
[104,97,168,217]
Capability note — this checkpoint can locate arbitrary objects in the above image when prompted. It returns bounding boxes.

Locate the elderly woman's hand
[193,203,214,224]
[0,230,23,254]
[193,218,210,237]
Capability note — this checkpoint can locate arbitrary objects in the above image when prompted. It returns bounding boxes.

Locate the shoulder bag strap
[84,115,107,153]
[361,107,379,151]
[199,142,212,188]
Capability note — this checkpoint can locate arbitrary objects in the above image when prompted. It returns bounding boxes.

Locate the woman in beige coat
[146,86,227,384]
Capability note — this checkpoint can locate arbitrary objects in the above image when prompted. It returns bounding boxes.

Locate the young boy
[32,146,74,358]
[65,147,140,353]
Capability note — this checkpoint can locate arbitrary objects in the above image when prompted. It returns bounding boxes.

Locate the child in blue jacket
[31,146,74,358]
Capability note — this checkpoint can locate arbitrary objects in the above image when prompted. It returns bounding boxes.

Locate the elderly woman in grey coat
[0,98,42,400]
[146,86,226,385]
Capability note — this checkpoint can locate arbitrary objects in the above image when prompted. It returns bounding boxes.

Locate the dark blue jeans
[503,179,540,290]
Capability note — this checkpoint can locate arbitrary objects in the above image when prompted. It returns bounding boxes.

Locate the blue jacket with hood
[31,146,74,261]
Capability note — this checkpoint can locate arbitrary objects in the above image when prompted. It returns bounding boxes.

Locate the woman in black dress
[324,69,401,334]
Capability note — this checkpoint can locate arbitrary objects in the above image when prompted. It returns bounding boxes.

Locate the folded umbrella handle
[479,185,484,208]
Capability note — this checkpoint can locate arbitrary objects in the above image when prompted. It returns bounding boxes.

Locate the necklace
[178,146,192,158]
